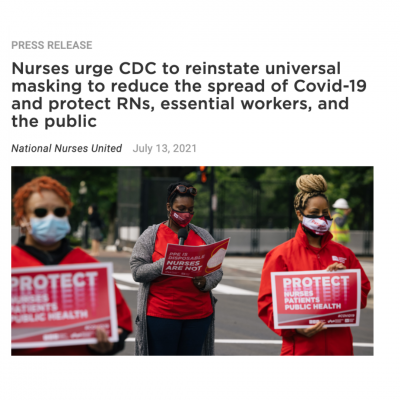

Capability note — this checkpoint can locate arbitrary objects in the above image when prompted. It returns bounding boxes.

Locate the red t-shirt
[147,223,213,320]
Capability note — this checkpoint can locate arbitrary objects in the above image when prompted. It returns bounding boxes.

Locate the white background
[2,0,399,398]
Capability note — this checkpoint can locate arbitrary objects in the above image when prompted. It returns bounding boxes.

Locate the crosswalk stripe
[223,265,263,274]
[219,339,281,344]
[124,338,373,347]
[222,276,261,281]
[113,273,259,295]
[113,273,139,285]
[213,283,258,296]
[116,284,138,291]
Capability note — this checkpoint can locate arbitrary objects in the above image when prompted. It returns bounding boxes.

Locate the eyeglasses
[33,207,67,218]
[168,185,197,203]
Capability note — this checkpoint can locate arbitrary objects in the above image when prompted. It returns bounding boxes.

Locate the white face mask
[301,214,332,236]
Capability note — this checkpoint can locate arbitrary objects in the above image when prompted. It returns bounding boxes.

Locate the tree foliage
[12,166,373,235]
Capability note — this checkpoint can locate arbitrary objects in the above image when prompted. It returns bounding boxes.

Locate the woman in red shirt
[11,176,133,355]
[258,174,371,356]
[130,181,222,355]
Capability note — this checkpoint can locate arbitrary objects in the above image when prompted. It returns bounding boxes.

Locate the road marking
[213,283,258,296]
[116,284,138,291]
[113,273,139,285]
[113,273,258,295]
[222,276,261,281]
[216,339,281,344]
[223,265,263,274]
[124,338,373,347]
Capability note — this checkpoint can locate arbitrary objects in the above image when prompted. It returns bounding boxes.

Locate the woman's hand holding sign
[192,276,206,290]
[296,322,327,338]
[88,327,123,354]
[326,262,346,272]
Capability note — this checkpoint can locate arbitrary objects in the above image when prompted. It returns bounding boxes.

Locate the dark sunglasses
[33,207,67,218]
[300,211,332,220]
[168,185,197,202]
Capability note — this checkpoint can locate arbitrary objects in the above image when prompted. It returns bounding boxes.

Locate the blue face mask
[30,214,71,245]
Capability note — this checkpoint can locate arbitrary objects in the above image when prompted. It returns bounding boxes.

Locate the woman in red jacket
[12,176,133,355]
[258,174,371,356]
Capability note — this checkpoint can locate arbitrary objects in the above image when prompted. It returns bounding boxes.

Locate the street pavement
[95,252,374,356]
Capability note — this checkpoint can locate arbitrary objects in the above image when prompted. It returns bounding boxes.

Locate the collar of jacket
[16,235,73,265]
[294,223,333,250]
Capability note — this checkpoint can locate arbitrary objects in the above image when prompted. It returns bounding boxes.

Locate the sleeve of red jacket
[258,249,296,338]
[114,283,133,333]
[347,251,371,309]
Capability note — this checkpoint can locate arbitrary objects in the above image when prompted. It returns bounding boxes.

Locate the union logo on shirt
[332,255,347,264]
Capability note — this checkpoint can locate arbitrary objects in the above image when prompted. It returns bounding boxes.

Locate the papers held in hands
[162,238,230,278]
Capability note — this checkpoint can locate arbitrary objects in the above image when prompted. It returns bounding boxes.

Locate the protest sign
[271,269,361,329]
[12,263,118,349]
[161,238,230,278]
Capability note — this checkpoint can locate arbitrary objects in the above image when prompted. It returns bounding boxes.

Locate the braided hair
[167,181,195,206]
[294,174,329,212]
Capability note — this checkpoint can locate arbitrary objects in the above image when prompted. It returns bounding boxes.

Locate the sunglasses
[168,185,197,202]
[33,207,68,218]
[301,211,332,220]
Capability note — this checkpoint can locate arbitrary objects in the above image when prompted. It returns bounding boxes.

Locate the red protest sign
[12,263,118,349]
[162,238,230,278]
[271,269,361,329]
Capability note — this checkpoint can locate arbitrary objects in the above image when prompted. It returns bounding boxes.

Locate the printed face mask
[301,214,332,236]
[170,209,194,227]
[30,214,71,245]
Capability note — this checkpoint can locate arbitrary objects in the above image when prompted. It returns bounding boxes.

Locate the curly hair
[13,176,73,225]
[167,181,195,206]
[294,174,328,211]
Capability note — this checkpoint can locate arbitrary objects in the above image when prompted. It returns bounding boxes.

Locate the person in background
[12,176,132,355]
[130,181,222,356]
[88,203,103,256]
[258,174,370,356]
[331,198,351,246]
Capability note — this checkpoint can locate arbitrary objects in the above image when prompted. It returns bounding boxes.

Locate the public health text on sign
[271,269,361,329]
[12,263,118,349]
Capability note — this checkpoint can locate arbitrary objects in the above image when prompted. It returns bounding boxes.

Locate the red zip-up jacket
[258,224,371,356]
[12,245,133,355]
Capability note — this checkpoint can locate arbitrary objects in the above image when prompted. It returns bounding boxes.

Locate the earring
[20,217,30,234]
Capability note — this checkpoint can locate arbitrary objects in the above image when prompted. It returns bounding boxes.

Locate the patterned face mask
[301,213,333,236]
[170,209,194,227]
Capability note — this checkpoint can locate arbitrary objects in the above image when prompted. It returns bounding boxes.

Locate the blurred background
[11,166,373,256]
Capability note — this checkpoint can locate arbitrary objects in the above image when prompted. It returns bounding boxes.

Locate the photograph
[11,166,373,356]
